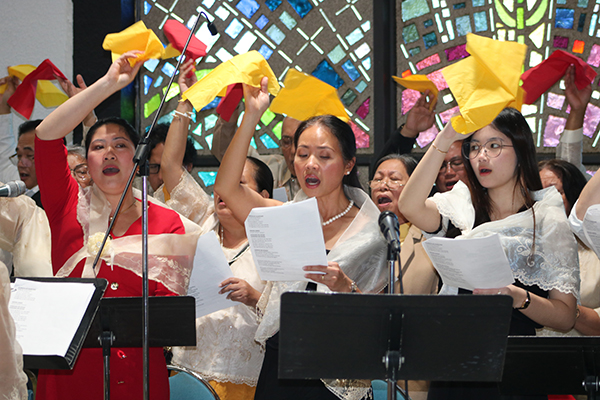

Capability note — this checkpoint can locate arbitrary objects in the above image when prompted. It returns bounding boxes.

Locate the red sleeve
[34,137,83,273]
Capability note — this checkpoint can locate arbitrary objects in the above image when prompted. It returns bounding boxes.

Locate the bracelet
[173,110,194,120]
[516,290,531,310]
[431,143,448,154]
[349,280,358,293]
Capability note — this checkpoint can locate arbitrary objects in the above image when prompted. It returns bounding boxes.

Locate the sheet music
[245,197,328,281]
[187,232,236,318]
[422,234,514,290]
[9,279,96,357]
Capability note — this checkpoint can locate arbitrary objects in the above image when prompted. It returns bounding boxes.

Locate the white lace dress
[427,181,579,300]
[164,171,267,386]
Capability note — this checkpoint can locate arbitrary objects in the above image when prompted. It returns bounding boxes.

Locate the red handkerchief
[216,83,244,122]
[8,59,67,119]
[521,50,597,104]
[163,20,207,60]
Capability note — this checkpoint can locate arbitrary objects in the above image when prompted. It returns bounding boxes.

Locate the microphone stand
[90,11,215,400]
[385,240,402,400]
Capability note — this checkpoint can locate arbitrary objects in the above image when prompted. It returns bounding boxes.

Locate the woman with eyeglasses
[399,108,579,400]
[370,154,439,296]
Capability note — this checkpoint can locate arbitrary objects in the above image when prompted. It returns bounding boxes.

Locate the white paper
[188,232,236,318]
[9,279,96,357]
[272,187,288,202]
[422,234,514,290]
[245,197,328,281]
[583,206,600,257]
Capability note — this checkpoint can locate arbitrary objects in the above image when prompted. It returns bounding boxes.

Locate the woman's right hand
[105,51,144,90]
[242,76,270,118]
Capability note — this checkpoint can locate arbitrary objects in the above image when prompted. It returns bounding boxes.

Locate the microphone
[0,180,26,197]
[378,211,401,253]
[200,12,218,36]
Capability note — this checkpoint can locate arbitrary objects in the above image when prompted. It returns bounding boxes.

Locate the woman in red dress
[34,51,199,400]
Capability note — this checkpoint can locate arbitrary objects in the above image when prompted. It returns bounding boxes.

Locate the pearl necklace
[322,200,354,226]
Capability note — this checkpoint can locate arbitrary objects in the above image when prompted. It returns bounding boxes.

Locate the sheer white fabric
[0,263,28,400]
[539,239,600,337]
[254,186,387,400]
[164,173,267,386]
[428,181,579,298]
[0,193,52,277]
[56,185,201,295]
[557,127,589,178]
[569,200,600,254]
[154,170,212,226]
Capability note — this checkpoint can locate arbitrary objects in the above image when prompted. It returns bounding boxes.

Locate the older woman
[33,51,200,400]
[214,77,387,399]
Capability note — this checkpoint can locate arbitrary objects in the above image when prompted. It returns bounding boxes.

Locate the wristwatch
[516,290,531,310]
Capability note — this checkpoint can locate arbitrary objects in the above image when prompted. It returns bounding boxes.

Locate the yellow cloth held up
[269,69,349,122]
[442,33,527,134]
[392,75,439,110]
[102,21,165,66]
[181,51,280,111]
[0,65,67,108]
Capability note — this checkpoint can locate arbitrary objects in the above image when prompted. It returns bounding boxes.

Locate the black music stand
[279,292,513,391]
[11,277,107,370]
[501,336,600,399]
[82,296,196,400]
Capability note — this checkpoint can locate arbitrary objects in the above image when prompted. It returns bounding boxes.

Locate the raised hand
[564,64,592,114]
[106,51,144,90]
[242,76,270,117]
[0,76,19,115]
[177,58,197,94]
[403,90,438,138]
[57,74,97,127]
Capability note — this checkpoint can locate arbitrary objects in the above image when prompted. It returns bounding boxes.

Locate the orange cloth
[208,380,256,400]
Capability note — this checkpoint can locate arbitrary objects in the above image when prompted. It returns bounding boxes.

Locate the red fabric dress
[34,137,185,400]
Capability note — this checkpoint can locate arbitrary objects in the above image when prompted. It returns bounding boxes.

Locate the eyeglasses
[279,136,294,149]
[9,153,34,167]
[439,159,464,173]
[463,139,513,160]
[149,164,161,174]
[369,178,405,190]
[70,163,90,179]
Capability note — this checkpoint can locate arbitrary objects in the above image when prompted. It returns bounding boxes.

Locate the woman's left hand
[473,284,526,308]
[219,277,261,307]
[304,262,355,293]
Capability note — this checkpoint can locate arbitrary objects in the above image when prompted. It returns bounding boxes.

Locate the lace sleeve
[158,170,211,226]
[424,181,475,239]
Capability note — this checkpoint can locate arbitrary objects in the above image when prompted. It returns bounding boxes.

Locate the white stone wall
[0,0,73,128]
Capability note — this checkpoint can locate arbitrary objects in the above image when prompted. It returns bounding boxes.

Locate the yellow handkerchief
[392,75,439,104]
[0,65,67,108]
[442,33,527,134]
[181,51,280,111]
[102,21,165,66]
[270,69,349,122]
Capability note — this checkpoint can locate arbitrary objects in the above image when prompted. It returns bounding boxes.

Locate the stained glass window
[397,0,600,162]
[140,0,375,190]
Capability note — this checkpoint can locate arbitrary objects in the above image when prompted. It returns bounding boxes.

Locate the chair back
[371,379,411,400]
[168,364,221,400]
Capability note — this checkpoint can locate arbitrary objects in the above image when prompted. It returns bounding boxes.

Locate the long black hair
[462,108,542,227]
[294,115,361,189]
[246,156,274,198]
